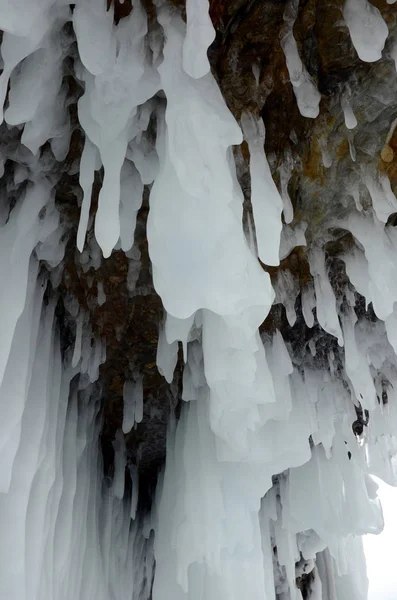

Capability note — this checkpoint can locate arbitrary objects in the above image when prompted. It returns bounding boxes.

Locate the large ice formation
[0,0,396,598]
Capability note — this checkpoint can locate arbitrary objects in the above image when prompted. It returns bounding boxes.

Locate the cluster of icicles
[1,0,397,599]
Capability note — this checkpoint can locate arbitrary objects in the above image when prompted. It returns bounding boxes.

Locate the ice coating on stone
[182,0,215,79]
[343,0,388,63]
[242,113,283,266]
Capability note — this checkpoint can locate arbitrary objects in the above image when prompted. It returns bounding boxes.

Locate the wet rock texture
[48,0,397,511]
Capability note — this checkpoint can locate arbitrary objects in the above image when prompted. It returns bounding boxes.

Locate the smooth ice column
[242,113,283,266]
[343,0,388,62]
[182,0,215,79]
[309,247,344,346]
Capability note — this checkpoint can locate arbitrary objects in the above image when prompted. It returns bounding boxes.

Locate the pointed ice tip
[102,246,112,260]
[76,235,84,254]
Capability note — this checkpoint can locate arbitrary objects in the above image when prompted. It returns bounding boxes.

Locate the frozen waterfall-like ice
[0,0,396,599]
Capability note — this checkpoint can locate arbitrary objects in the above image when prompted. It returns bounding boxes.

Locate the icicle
[0,179,56,388]
[342,310,377,410]
[122,377,144,434]
[309,247,344,346]
[156,324,178,384]
[279,222,307,261]
[97,281,106,306]
[278,157,294,224]
[341,94,357,129]
[281,0,321,119]
[76,0,160,257]
[274,269,299,327]
[302,283,316,329]
[364,172,397,223]
[182,0,215,79]
[242,113,284,266]
[343,0,388,63]
[119,161,143,252]
[113,430,126,500]
[77,137,99,252]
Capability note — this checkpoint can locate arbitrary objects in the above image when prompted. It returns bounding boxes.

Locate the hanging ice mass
[0,0,395,598]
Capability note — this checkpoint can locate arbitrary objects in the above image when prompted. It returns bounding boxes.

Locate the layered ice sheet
[0,0,396,599]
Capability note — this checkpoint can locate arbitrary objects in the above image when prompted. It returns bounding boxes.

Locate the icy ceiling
[0,0,397,598]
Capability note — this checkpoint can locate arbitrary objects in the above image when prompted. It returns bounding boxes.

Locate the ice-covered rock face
[0,0,397,598]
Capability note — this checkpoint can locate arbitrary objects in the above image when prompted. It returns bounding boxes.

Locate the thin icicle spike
[0,1,395,600]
